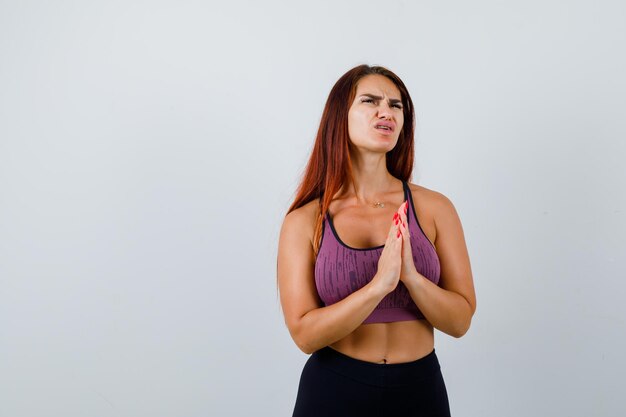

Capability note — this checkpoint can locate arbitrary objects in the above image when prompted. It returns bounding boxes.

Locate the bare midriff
[325,184,437,365]
[328,319,434,364]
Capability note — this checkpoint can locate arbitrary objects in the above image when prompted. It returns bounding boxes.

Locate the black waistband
[312,346,441,388]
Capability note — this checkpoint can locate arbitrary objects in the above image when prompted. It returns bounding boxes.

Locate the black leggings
[292,346,451,417]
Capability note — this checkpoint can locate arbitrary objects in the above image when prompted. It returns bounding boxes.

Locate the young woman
[277,64,476,416]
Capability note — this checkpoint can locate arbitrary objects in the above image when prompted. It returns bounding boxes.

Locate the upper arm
[433,192,477,315]
[277,207,323,344]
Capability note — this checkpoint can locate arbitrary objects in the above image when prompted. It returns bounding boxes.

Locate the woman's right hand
[371,211,403,295]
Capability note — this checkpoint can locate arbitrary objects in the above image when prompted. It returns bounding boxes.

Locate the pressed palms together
[373,200,423,294]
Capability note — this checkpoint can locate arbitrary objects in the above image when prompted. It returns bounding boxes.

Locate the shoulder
[283,198,321,228]
[280,198,321,248]
[407,182,458,223]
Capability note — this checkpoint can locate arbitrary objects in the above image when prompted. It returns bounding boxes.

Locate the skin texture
[277,75,476,364]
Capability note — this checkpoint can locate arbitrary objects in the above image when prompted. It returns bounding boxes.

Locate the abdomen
[328,319,435,364]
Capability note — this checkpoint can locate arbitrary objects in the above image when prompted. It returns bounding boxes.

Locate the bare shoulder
[283,198,320,230]
[407,182,457,221]
[281,198,320,248]
[406,182,461,247]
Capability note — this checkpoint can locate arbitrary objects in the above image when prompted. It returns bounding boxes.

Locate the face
[347,74,404,153]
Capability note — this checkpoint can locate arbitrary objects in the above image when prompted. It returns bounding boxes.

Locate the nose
[377,103,394,120]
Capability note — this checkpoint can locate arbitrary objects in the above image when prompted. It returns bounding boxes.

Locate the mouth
[373,124,394,135]
[373,121,395,134]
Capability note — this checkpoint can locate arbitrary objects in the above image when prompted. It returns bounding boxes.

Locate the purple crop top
[314,181,441,324]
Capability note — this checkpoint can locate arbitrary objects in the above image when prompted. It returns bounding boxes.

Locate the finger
[400,219,409,240]
[387,215,402,243]
[397,205,408,233]
[391,205,407,243]
[401,223,410,246]
[398,207,406,227]
[389,214,402,241]
[397,212,412,250]
[397,200,408,217]
[394,213,404,239]
[395,203,406,230]
[395,215,408,244]
[391,212,401,231]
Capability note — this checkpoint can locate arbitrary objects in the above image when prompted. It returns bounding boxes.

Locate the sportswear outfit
[292,181,451,417]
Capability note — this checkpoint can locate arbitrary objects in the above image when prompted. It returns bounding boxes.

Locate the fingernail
[397,231,401,238]
[402,221,406,227]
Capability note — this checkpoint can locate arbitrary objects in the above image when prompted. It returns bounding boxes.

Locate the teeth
[376,126,391,130]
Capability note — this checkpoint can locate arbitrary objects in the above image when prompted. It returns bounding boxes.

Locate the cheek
[348,113,366,136]
[397,118,405,134]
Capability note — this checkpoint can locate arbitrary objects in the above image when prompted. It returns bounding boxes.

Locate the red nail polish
[403,221,406,227]
[397,230,401,238]
[395,219,398,225]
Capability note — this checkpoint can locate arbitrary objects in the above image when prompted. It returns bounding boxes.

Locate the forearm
[403,272,474,338]
[295,280,387,354]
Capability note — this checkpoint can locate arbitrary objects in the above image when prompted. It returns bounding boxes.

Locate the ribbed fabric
[314,181,441,324]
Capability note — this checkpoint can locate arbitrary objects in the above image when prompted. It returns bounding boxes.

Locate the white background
[1,1,625,416]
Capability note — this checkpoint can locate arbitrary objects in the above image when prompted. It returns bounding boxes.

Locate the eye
[361,98,402,109]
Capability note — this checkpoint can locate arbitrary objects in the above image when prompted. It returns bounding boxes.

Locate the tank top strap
[319,209,331,247]
[323,210,331,225]
[403,180,438,250]
[402,180,415,222]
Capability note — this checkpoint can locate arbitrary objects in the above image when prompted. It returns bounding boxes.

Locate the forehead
[354,75,401,99]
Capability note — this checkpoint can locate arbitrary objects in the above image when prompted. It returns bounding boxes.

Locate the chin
[372,144,397,154]
[374,137,398,151]
[349,136,398,153]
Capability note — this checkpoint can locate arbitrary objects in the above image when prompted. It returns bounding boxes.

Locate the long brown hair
[286,64,416,256]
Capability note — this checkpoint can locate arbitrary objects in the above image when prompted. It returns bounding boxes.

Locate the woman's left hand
[396,200,418,284]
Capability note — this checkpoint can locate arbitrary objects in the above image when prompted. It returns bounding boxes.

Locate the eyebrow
[359,93,402,105]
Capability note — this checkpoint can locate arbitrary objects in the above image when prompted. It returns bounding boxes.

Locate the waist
[329,319,434,364]
[312,345,441,388]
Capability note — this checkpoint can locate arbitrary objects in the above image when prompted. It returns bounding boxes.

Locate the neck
[342,149,400,204]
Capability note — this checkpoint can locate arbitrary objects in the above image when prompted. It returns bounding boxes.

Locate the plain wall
[1,1,625,416]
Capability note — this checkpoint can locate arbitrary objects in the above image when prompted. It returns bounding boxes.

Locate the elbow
[451,299,476,338]
[292,322,316,355]
[450,315,473,339]
[451,325,469,339]
[284,314,313,355]
[295,337,315,355]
